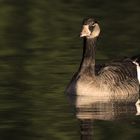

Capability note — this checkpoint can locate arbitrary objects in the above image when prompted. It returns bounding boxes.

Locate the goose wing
[98,59,138,85]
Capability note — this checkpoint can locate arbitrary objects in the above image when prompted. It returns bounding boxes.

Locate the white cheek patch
[90,23,100,38]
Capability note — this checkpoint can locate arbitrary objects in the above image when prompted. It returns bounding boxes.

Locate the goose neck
[79,37,97,75]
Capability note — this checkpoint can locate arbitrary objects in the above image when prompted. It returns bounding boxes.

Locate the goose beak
[80,25,91,37]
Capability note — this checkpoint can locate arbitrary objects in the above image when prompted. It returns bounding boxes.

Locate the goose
[66,17,139,101]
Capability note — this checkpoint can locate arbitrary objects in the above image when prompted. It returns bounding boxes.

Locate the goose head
[80,18,100,38]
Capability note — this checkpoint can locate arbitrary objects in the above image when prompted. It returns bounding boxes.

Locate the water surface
[0,0,140,140]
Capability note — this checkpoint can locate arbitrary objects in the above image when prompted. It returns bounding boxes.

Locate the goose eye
[89,25,94,32]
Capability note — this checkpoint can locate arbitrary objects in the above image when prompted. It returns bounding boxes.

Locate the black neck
[79,37,97,75]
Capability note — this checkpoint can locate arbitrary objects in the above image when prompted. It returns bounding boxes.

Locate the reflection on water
[73,96,139,120]
[68,94,140,139]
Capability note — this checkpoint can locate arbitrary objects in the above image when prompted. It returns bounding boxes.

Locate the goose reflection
[68,94,140,140]
[68,95,139,120]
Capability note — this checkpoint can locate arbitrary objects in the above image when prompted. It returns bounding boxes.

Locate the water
[0,0,140,140]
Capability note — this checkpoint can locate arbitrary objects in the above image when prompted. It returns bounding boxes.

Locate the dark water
[0,0,140,140]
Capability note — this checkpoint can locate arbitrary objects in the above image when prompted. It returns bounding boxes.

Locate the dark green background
[0,0,140,140]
